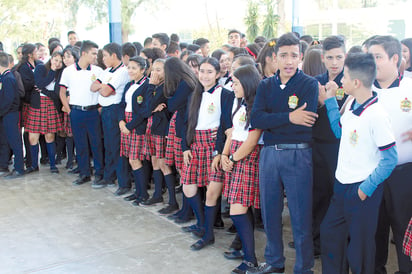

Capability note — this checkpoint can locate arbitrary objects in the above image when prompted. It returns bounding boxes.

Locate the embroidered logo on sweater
[91,74,97,81]
[336,88,345,100]
[137,95,143,104]
[349,130,358,146]
[401,98,411,112]
[208,102,216,114]
[288,94,298,109]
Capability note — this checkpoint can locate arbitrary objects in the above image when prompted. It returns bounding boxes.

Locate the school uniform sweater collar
[109,62,124,73]
[274,68,301,88]
[350,91,378,116]
[205,83,221,94]
[75,62,91,71]
[325,70,344,86]
[373,73,402,89]
[0,69,11,77]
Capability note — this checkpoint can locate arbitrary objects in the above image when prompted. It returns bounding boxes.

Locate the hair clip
[268,41,276,47]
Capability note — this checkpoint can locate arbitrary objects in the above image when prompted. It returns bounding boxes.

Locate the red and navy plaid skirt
[165,112,183,170]
[181,129,224,187]
[63,112,72,136]
[25,96,63,134]
[21,102,30,128]
[403,217,412,259]
[120,112,145,161]
[223,141,262,208]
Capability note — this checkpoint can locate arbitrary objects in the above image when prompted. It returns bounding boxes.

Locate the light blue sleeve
[324,97,342,138]
[359,146,398,197]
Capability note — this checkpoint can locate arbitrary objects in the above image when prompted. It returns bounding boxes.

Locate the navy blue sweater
[0,70,20,117]
[251,70,318,145]
[33,63,62,111]
[147,83,170,136]
[167,80,193,139]
[17,61,42,104]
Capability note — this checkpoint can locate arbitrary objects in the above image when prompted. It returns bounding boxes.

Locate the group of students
[0,29,412,274]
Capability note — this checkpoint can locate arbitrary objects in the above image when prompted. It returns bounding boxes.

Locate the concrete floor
[0,162,399,274]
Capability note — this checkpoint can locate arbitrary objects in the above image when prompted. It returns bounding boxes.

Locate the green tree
[261,0,279,39]
[244,0,260,42]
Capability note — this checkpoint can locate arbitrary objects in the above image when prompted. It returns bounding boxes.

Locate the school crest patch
[208,103,216,114]
[137,95,143,104]
[400,98,411,112]
[91,74,97,81]
[288,94,298,109]
[238,111,246,125]
[336,88,345,100]
[349,130,358,146]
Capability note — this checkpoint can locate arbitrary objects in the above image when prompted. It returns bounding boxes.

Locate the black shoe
[174,215,194,224]
[232,260,258,274]
[226,224,237,234]
[124,194,138,201]
[245,262,284,274]
[26,166,39,174]
[167,210,182,220]
[4,169,25,179]
[214,218,225,229]
[92,178,107,189]
[50,166,59,173]
[288,241,295,249]
[181,224,199,233]
[190,238,215,251]
[68,166,80,174]
[72,175,91,185]
[115,187,131,196]
[224,249,244,260]
[192,227,205,238]
[140,196,163,206]
[131,196,148,206]
[158,204,179,215]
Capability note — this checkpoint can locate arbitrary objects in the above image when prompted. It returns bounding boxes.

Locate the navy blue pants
[0,112,24,173]
[101,104,129,186]
[0,117,11,169]
[259,146,314,274]
[375,163,412,274]
[70,109,104,177]
[321,180,384,274]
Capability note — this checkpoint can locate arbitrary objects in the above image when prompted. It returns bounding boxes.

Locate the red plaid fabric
[25,96,63,134]
[63,112,72,136]
[120,112,146,161]
[141,116,153,160]
[403,217,412,259]
[21,102,30,128]
[181,129,217,187]
[147,134,166,159]
[223,141,262,208]
[165,111,180,168]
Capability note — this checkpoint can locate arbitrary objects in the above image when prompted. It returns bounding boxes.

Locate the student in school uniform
[401,38,412,78]
[248,33,319,274]
[119,56,151,205]
[16,43,41,170]
[221,64,263,274]
[26,51,64,173]
[0,52,25,179]
[121,42,137,66]
[194,38,210,58]
[228,30,242,48]
[59,40,104,186]
[256,39,278,79]
[163,57,198,224]
[211,49,231,86]
[180,57,233,251]
[151,33,170,56]
[368,35,412,274]
[319,52,398,274]
[90,42,130,189]
[310,35,347,258]
[67,31,79,47]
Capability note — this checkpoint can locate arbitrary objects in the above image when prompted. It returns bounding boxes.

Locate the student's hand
[401,130,412,142]
[183,150,193,166]
[211,154,221,172]
[289,103,318,127]
[149,72,161,85]
[318,84,327,107]
[325,80,339,98]
[225,127,233,138]
[358,188,367,201]
[121,126,130,135]
[153,103,166,112]
[221,155,233,172]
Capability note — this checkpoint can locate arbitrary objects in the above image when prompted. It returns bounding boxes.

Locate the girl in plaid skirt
[119,56,151,206]
[221,65,263,274]
[163,57,198,224]
[181,57,234,251]
[26,51,64,173]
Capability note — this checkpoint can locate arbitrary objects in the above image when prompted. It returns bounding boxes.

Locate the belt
[70,104,99,111]
[271,143,310,150]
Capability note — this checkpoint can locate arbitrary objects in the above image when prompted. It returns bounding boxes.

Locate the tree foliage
[244,0,279,41]
[244,0,260,42]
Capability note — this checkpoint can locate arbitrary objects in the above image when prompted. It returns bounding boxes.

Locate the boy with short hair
[368,35,412,274]
[248,32,319,274]
[151,33,170,54]
[320,52,398,273]
[228,29,242,48]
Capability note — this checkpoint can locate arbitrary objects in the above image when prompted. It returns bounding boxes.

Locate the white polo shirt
[231,99,263,144]
[97,63,129,107]
[59,62,103,106]
[336,96,396,184]
[196,85,222,130]
[373,77,412,165]
[124,76,147,112]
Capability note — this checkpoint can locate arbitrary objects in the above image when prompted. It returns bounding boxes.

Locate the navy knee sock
[66,137,74,165]
[203,205,217,241]
[165,174,178,206]
[46,142,56,168]
[132,167,148,199]
[187,193,204,227]
[30,144,39,169]
[231,212,257,264]
[152,169,163,199]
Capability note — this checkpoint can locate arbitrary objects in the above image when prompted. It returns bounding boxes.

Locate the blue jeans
[70,109,104,177]
[259,146,314,274]
[1,112,24,173]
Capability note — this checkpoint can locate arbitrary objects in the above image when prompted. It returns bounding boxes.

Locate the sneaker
[4,169,25,179]
[92,179,108,189]
[246,262,284,274]
[158,204,179,215]
[232,260,258,274]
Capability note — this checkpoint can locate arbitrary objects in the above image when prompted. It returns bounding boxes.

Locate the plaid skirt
[120,112,145,160]
[165,112,183,170]
[181,129,224,187]
[21,102,30,128]
[223,141,262,208]
[25,96,63,134]
[403,217,412,259]
[141,116,153,160]
[63,112,72,136]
